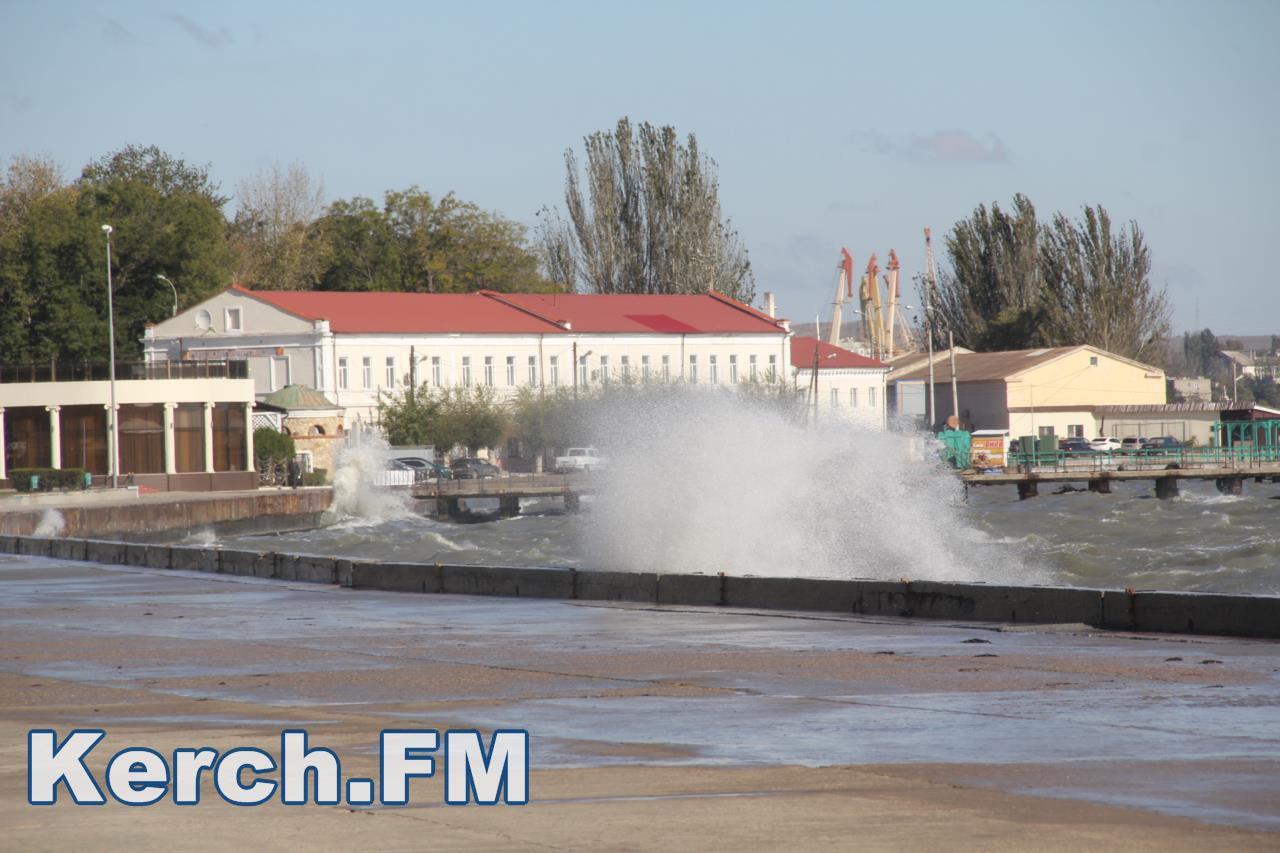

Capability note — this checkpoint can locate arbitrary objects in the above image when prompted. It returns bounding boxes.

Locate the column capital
[203,401,215,410]
[163,401,178,410]
[45,404,61,413]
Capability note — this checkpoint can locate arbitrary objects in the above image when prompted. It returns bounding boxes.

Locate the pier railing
[1005,445,1280,473]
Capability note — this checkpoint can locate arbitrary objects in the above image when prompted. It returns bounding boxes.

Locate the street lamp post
[156,274,178,317]
[102,225,120,488]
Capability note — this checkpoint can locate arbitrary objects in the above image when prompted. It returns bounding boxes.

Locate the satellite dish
[194,309,212,331]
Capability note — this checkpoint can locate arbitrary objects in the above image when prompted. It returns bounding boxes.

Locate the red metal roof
[790,336,888,370]
[236,287,787,336]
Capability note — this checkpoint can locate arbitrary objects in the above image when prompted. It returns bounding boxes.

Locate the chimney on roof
[764,292,776,318]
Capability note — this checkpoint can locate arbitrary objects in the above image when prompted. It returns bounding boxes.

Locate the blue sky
[3,0,1277,334]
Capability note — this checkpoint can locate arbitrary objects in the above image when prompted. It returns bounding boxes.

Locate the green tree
[377,382,441,446]
[253,427,296,482]
[1182,328,1219,377]
[77,145,234,357]
[315,188,552,293]
[539,118,755,302]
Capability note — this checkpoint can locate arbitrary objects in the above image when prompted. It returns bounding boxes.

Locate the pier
[962,447,1280,499]
[410,472,597,518]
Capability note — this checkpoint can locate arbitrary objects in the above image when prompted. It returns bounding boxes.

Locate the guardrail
[1006,446,1280,472]
[0,360,249,383]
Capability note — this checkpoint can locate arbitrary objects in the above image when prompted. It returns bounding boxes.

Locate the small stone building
[260,385,345,480]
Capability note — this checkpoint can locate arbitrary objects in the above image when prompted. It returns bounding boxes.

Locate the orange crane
[828,248,855,345]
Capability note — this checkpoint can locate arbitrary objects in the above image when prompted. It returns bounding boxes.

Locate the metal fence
[1008,445,1280,472]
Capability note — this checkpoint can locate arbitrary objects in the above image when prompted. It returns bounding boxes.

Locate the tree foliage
[932,195,1171,362]
[378,384,510,453]
[229,162,326,291]
[539,118,755,303]
[314,188,554,293]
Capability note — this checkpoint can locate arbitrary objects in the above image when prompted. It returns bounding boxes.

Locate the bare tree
[230,162,326,289]
[1039,206,1170,362]
[539,118,755,303]
[0,155,63,232]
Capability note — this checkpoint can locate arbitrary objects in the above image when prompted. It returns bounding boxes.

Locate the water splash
[33,509,66,537]
[581,388,1041,584]
[325,433,414,525]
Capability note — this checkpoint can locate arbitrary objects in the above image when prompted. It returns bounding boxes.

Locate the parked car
[1089,437,1122,453]
[391,456,452,479]
[1140,436,1183,452]
[555,446,608,473]
[1059,437,1091,453]
[1119,436,1149,454]
[449,457,501,479]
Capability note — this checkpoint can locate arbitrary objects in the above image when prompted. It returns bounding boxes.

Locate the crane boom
[829,248,854,345]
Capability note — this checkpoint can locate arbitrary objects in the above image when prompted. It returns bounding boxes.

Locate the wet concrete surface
[1,553,1278,847]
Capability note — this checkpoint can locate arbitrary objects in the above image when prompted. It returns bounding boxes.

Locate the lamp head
[101,224,112,234]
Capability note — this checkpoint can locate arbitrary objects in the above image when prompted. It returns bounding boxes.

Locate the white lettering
[281,730,340,804]
[106,749,168,805]
[445,730,528,805]
[380,730,437,805]
[173,748,217,804]
[28,729,106,805]
[214,748,277,805]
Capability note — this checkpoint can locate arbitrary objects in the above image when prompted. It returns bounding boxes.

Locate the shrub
[302,469,327,486]
[10,468,88,493]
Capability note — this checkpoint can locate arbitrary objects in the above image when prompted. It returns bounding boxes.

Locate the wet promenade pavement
[1,554,1277,849]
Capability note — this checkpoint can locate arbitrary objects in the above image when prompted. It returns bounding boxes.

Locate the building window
[224,307,242,332]
[1068,424,1085,437]
[831,388,839,407]
[729,354,738,383]
[578,355,588,386]
[361,356,372,388]
[749,354,758,380]
[174,404,205,473]
[599,355,609,383]
[527,356,537,385]
[868,386,876,407]
[212,402,247,472]
[484,356,494,386]
[462,356,472,387]
[641,355,651,380]
[688,354,698,383]
[767,354,777,381]
[661,354,670,380]
[385,356,396,387]
[1038,425,1055,437]
[431,356,441,386]
[1089,356,1099,366]
[338,357,349,390]
[850,388,858,407]
[621,355,630,380]
[709,354,718,384]
[505,355,515,385]
[549,356,559,387]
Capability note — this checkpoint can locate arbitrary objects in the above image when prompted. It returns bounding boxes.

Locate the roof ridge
[477,290,570,330]
[706,290,788,327]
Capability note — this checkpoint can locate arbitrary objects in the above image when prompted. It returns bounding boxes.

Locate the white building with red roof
[789,336,890,428]
[143,287,792,428]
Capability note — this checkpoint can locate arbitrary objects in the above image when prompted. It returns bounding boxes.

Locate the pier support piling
[1087,479,1112,494]
[498,495,521,518]
[1215,477,1243,496]
[1155,476,1180,500]
[1016,481,1039,500]
[564,493,581,513]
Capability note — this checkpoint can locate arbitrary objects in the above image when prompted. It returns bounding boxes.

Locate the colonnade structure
[0,361,257,491]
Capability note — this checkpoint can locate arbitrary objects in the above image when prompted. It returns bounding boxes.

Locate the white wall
[792,367,889,428]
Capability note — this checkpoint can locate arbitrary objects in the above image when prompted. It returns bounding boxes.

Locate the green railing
[1005,445,1280,472]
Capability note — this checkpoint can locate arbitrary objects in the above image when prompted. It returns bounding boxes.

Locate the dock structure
[962,447,1280,499]
[411,473,596,519]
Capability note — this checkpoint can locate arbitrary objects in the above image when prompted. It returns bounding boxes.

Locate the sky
[2,0,1277,335]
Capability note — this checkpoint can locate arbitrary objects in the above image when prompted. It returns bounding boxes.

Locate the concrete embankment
[0,488,331,539]
[0,533,1276,640]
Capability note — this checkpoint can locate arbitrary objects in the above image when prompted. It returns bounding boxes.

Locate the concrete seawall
[1,534,1276,640]
[0,488,331,539]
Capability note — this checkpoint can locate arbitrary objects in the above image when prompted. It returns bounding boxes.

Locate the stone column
[244,402,255,472]
[163,403,177,474]
[0,407,7,481]
[203,402,215,473]
[47,405,62,469]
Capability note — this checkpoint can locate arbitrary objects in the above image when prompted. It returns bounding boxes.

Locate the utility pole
[924,228,938,431]
[103,225,119,489]
[949,330,960,426]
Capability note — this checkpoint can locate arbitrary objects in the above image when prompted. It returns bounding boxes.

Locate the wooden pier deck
[410,473,598,518]
[961,450,1280,499]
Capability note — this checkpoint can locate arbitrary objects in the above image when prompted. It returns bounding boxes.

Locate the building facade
[0,362,256,491]
[889,345,1166,438]
[144,288,793,428]
[789,337,889,428]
